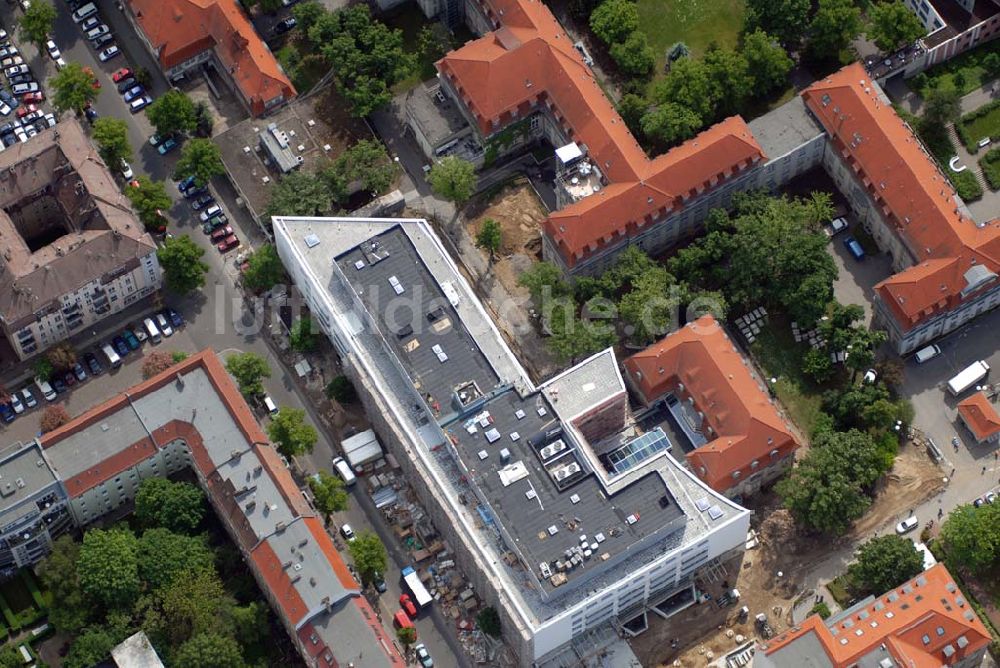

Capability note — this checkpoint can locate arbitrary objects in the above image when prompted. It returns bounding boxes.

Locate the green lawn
[957,102,1000,152]
[636,0,745,72]
[750,319,828,437]
[913,40,1000,97]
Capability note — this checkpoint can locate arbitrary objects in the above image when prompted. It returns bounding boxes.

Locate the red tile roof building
[126,0,295,116]
[622,316,799,496]
[802,63,1000,354]
[37,350,403,668]
[957,391,1000,444]
[757,563,991,668]
[436,0,767,274]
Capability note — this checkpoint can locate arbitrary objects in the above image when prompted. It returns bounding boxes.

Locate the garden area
[910,38,1000,97]
[957,100,1000,153]
[0,570,48,637]
[635,0,745,64]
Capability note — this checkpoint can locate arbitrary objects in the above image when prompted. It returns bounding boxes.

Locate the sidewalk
[891,77,1000,116]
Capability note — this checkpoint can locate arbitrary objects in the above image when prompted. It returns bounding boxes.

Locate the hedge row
[979,147,1000,191]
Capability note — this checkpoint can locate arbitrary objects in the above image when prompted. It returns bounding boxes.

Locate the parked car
[122,85,144,102]
[0,102,9,116]
[52,376,67,393]
[0,55,23,68]
[94,33,114,49]
[177,174,196,191]
[399,594,417,618]
[129,95,152,113]
[131,325,147,343]
[16,103,37,118]
[0,402,14,424]
[80,16,100,31]
[72,362,87,382]
[112,67,132,82]
[199,204,222,221]
[843,235,865,261]
[209,225,233,242]
[895,516,918,534]
[274,17,297,35]
[9,393,24,415]
[85,25,110,41]
[0,89,17,108]
[165,308,183,328]
[202,215,228,233]
[83,351,103,376]
[155,313,173,337]
[183,184,207,199]
[84,106,98,122]
[112,336,129,356]
[62,371,76,388]
[115,76,136,93]
[122,329,140,350]
[414,643,433,668]
[217,235,239,253]
[192,194,215,210]
[98,45,120,61]
[340,524,356,542]
[0,46,19,59]
[45,40,61,62]
[156,137,178,154]
[21,92,43,104]
[120,158,133,179]
[12,82,39,96]
[5,64,29,78]
[20,387,37,408]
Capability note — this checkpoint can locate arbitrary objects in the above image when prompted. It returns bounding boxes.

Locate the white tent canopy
[342,429,383,469]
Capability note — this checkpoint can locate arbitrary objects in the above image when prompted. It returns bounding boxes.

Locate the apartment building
[274,215,751,666]
[757,563,991,668]
[0,119,161,361]
[623,316,799,499]
[0,351,402,668]
[125,0,295,116]
[802,63,1000,354]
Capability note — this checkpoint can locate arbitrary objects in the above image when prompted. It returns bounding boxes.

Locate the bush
[979,146,1000,190]
[39,405,70,433]
[951,169,984,201]
[810,601,831,619]
[325,376,356,404]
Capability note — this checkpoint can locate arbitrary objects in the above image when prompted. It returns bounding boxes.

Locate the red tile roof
[802,63,1000,333]
[958,392,1000,441]
[128,0,295,115]
[622,316,798,493]
[761,563,991,667]
[437,0,765,268]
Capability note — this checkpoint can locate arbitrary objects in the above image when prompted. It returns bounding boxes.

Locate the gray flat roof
[755,630,835,668]
[541,348,624,424]
[748,96,824,160]
[335,227,684,590]
[399,81,472,148]
[0,441,59,525]
[111,631,165,668]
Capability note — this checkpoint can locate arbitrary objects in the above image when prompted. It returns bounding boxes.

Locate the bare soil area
[849,443,947,537]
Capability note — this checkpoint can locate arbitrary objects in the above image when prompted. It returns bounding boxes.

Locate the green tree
[641,102,702,148]
[193,101,213,137]
[64,628,117,668]
[396,625,417,650]
[126,175,173,232]
[242,244,286,292]
[308,470,349,521]
[808,0,863,62]
[777,429,885,534]
[325,375,357,403]
[704,44,753,115]
[231,602,269,649]
[157,235,209,295]
[867,0,925,52]
[138,528,215,590]
[428,156,477,204]
[544,296,616,363]
[92,117,133,169]
[348,531,387,585]
[18,0,57,50]
[52,62,101,114]
[338,139,397,196]
[146,89,198,137]
[37,535,89,633]
[848,535,924,594]
[617,92,649,137]
[939,503,1000,574]
[476,218,503,261]
[477,606,502,638]
[175,633,244,668]
[267,407,318,458]
[618,263,679,343]
[922,79,961,127]
[265,171,331,217]
[77,527,140,610]
[292,0,326,33]
[175,138,226,188]
[590,0,639,44]
[33,357,53,382]
[610,31,656,77]
[744,0,810,46]
[135,478,206,534]
[802,347,835,383]
[225,352,271,397]
[651,57,718,121]
[518,261,571,303]
[289,317,320,352]
[139,568,234,648]
[742,30,793,95]
[0,647,22,668]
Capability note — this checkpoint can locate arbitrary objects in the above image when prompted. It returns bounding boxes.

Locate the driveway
[827,224,894,326]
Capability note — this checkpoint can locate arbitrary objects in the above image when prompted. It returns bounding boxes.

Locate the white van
[72,2,97,22]
[914,344,941,364]
[143,317,162,344]
[263,396,278,416]
[332,457,357,486]
[34,377,56,402]
[102,343,122,368]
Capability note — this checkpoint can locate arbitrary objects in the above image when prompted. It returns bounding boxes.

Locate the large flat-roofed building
[273,215,751,665]
[0,119,161,361]
[802,63,1000,354]
[0,350,402,668]
[623,316,799,498]
[756,563,991,667]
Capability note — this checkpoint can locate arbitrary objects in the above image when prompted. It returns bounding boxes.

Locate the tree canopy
[64,629,117,668]
[289,317,321,352]
[742,30,794,95]
[37,535,88,633]
[475,219,503,260]
[175,139,226,188]
[138,528,215,590]
[308,470,349,521]
[174,633,244,668]
[867,0,925,52]
[744,0,810,46]
[808,0,863,61]
[52,62,101,114]
[428,157,477,204]
[225,352,271,397]
[77,527,141,610]
[266,172,331,218]
[147,90,198,137]
[18,0,56,48]
[157,235,209,295]
[348,531,387,585]
[848,535,924,595]
[135,477,206,534]
[92,118,133,169]
[126,176,173,232]
[267,407,318,458]
[610,31,656,77]
[589,0,639,44]
[641,102,703,148]
[939,503,1000,574]
[242,244,286,292]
